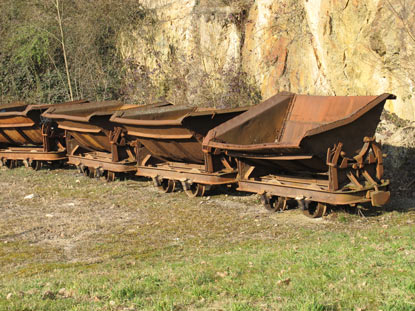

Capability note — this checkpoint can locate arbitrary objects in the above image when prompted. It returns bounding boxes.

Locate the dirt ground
[0,166,369,264]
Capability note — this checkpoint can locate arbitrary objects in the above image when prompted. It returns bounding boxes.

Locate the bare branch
[54,0,73,101]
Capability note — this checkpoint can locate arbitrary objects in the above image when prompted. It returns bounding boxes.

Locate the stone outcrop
[377,112,415,194]
[121,0,415,120]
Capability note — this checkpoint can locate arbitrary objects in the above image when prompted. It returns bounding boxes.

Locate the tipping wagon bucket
[0,101,80,169]
[203,92,395,216]
[111,105,248,196]
[43,100,171,180]
[111,105,248,164]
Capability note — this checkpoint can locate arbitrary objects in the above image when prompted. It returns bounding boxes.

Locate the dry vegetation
[0,0,261,108]
[0,0,156,104]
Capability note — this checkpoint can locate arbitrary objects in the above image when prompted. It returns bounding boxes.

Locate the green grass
[0,167,415,310]
[2,229,415,310]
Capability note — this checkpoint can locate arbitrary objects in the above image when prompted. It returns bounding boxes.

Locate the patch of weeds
[381,301,415,311]
[230,302,258,311]
[143,275,164,289]
[154,299,176,311]
[191,286,214,299]
[337,214,348,223]
[194,271,217,286]
[239,283,268,298]
[113,285,145,300]
[304,300,337,311]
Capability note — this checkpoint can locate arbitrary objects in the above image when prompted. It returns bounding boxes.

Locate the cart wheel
[78,165,88,176]
[30,160,42,171]
[94,168,103,179]
[261,194,287,212]
[82,166,89,177]
[106,171,116,182]
[6,160,18,169]
[303,202,327,218]
[185,183,206,197]
[88,168,95,178]
[23,159,30,168]
[157,179,176,193]
[54,160,65,168]
[0,159,4,168]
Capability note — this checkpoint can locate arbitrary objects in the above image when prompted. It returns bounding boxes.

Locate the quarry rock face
[121,0,415,120]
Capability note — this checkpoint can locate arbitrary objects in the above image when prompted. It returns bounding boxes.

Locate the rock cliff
[120,0,415,120]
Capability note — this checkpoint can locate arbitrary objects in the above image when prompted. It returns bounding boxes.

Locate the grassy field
[0,166,414,311]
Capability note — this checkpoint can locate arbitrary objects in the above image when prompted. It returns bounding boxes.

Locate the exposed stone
[376,111,415,193]
[120,0,415,120]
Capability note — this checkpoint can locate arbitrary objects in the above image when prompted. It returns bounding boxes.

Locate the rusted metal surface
[134,162,237,197]
[204,92,394,174]
[0,148,66,160]
[43,100,171,177]
[204,92,394,160]
[68,154,137,173]
[0,100,82,165]
[43,100,136,153]
[111,105,248,164]
[237,179,389,205]
[111,105,248,194]
[136,163,237,185]
[0,100,88,146]
[203,92,395,213]
[0,102,53,147]
[236,144,391,217]
[0,91,397,217]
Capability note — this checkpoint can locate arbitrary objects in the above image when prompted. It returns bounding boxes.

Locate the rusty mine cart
[111,105,248,197]
[203,92,395,217]
[43,101,156,180]
[0,101,71,170]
